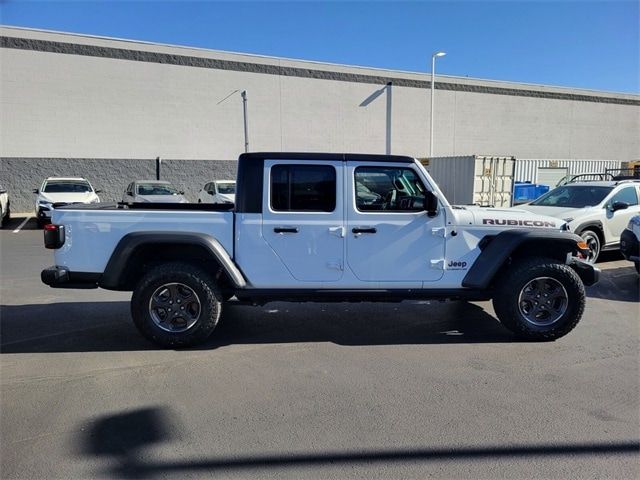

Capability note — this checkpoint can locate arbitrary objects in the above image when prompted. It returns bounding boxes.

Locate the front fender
[462,229,587,289]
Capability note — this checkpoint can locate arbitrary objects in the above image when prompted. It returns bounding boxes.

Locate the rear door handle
[352,227,377,234]
[274,227,299,234]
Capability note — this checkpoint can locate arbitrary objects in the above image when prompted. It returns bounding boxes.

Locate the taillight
[44,224,65,249]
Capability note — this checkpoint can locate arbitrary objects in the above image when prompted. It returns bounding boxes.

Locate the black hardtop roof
[239,152,416,163]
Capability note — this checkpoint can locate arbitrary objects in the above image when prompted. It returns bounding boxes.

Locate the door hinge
[329,226,345,238]
[431,227,446,237]
[430,259,445,270]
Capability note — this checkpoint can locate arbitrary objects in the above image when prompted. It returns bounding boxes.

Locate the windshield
[217,182,235,194]
[531,185,612,208]
[44,181,92,193]
[137,183,179,196]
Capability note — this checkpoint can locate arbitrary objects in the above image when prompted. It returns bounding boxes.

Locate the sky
[1,0,638,93]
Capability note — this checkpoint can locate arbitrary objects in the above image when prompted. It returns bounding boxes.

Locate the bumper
[620,229,639,263]
[41,266,100,289]
[568,258,600,286]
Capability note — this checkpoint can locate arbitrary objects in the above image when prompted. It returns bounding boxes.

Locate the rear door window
[271,165,336,212]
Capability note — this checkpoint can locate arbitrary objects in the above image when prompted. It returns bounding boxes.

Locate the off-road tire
[131,262,222,348]
[492,257,585,341]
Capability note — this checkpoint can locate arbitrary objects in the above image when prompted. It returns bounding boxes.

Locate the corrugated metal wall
[514,159,622,184]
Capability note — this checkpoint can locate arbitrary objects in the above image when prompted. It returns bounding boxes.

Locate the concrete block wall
[0,158,237,212]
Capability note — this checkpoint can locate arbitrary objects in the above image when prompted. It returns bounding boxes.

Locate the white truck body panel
[52,209,234,273]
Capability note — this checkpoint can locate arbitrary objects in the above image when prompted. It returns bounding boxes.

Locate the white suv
[620,215,640,273]
[0,185,9,228]
[34,177,100,227]
[518,180,640,262]
[197,180,236,204]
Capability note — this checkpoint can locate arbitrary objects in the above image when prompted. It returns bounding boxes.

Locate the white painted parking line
[12,217,32,233]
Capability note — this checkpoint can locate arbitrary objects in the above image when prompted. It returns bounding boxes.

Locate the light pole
[430,51,446,158]
[241,90,249,153]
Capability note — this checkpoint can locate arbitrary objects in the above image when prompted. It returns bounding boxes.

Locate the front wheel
[492,258,585,341]
[131,262,222,348]
[579,229,601,264]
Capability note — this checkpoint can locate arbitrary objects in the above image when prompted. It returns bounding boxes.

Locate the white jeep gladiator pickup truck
[41,153,598,347]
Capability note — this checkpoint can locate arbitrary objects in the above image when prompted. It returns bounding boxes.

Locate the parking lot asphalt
[1,216,638,479]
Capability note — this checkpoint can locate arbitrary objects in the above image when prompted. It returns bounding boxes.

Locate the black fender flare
[572,220,604,237]
[462,229,586,289]
[99,232,247,290]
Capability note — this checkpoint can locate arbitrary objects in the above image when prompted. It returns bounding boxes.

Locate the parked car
[620,215,640,274]
[34,177,100,227]
[42,152,597,348]
[517,180,640,263]
[197,180,236,204]
[0,184,10,228]
[123,180,188,203]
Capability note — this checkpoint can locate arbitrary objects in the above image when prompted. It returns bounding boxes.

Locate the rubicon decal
[483,219,556,228]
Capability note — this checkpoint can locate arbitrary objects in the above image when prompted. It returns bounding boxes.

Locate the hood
[515,204,593,221]
[217,193,235,203]
[465,206,563,230]
[136,194,188,203]
[39,192,98,204]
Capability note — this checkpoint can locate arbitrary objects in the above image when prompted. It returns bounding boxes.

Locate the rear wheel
[492,257,585,341]
[131,262,222,348]
[579,229,601,263]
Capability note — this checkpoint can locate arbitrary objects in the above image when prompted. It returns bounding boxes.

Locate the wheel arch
[462,229,585,290]
[573,221,604,243]
[100,232,247,291]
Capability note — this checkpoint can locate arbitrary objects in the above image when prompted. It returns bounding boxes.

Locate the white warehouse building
[1,26,639,211]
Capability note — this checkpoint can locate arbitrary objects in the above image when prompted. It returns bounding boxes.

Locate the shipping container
[420,155,515,207]
[515,159,622,188]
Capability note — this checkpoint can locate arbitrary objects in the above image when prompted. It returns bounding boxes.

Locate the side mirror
[95,189,103,194]
[33,189,39,194]
[179,191,185,195]
[0,189,7,194]
[425,191,439,217]
[611,201,629,212]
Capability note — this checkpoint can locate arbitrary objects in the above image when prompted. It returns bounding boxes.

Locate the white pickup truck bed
[54,207,234,273]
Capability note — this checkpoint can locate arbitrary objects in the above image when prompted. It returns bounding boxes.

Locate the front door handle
[274,227,299,234]
[352,227,377,234]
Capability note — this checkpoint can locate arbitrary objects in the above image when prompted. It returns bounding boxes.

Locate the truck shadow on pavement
[0,300,518,354]
[76,406,639,479]
[1,264,633,354]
